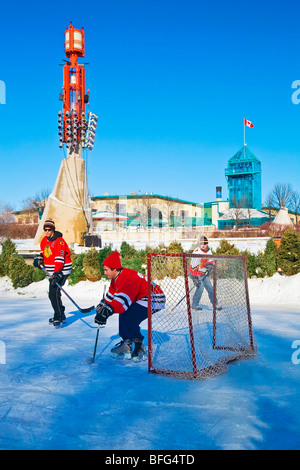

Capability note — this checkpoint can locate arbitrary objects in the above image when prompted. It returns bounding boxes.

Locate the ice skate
[53,319,62,328]
[49,307,66,324]
[192,306,202,311]
[131,339,147,362]
[110,339,132,359]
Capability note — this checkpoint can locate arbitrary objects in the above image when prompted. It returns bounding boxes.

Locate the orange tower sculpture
[59,23,97,152]
[34,23,97,247]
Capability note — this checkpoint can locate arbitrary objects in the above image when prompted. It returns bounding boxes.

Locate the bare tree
[289,190,300,224]
[132,195,155,228]
[264,191,275,221]
[226,195,247,230]
[0,201,15,224]
[242,197,257,227]
[272,183,293,209]
[21,188,51,213]
[103,200,118,230]
[35,188,51,211]
[161,196,182,228]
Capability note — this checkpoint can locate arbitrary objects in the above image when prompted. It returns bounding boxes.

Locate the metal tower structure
[58,22,98,152]
[225,146,262,210]
[34,23,97,246]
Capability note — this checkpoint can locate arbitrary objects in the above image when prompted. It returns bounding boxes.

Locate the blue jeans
[189,273,214,308]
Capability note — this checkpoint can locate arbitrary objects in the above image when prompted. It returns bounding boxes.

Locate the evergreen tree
[166,241,184,278]
[32,267,46,282]
[242,250,258,278]
[69,252,86,285]
[98,246,113,277]
[121,252,146,273]
[83,248,102,282]
[263,237,277,277]
[167,241,184,253]
[120,241,136,259]
[277,229,300,275]
[215,239,240,255]
[9,254,34,288]
[0,238,17,276]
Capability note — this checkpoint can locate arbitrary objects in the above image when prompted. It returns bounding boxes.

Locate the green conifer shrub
[98,246,113,277]
[166,240,184,278]
[68,252,86,285]
[9,254,34,288]
[215,239,240,255]
[83,248,102,282]
[0,238,17,276]
[120,241,136,259]
[277,229,300,275]
[32,267,46,282]
[262,237,278,277]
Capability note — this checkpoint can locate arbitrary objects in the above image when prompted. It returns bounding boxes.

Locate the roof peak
[229,145,261,164]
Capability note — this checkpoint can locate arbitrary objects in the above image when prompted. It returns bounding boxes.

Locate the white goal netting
[147,253,257,380]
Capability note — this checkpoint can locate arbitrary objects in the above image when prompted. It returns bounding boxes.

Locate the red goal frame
[147,252,256,379]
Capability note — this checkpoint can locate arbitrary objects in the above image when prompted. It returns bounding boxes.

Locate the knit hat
[200,236,208,245]
[43,219,55,231]
[103,251,122,270]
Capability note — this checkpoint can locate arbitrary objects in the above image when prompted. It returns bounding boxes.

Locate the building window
[116,204,126,214]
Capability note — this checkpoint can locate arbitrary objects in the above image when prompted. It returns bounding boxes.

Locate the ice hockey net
[147,253,256,380]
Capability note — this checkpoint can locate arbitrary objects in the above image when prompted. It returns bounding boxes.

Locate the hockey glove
[33,255,44,269]
[95,302,114,325]
[206,263,214,275]
[51,271,64,287]
[96,298,106,312]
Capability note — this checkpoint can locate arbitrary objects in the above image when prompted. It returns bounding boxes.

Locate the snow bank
[247,272,300,306]
[1,272,299,307]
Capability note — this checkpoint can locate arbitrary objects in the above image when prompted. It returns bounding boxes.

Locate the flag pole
[243,118,246,158]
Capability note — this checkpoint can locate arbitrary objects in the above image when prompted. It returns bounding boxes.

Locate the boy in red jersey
[95,251,165,361]
[34,219,72,327]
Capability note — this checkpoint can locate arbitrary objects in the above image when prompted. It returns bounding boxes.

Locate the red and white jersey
[40,231,72,276]
[189,246,213,277]
[104,268,165,314]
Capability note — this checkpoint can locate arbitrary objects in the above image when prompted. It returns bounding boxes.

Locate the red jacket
[104,268,165,314]
[40,231,72,276]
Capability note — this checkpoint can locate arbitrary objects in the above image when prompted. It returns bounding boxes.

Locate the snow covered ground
[0,273,300,450]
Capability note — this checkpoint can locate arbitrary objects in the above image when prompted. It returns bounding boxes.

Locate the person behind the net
[33,219,72,327]
[94,251,165,361]
[189,236,221,311]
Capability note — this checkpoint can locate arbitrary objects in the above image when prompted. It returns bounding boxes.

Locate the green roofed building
[91,193,214,229]
[225,145,262,210]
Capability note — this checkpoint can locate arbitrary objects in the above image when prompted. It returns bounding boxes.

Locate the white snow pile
[1,271,299,306]
[0,273,300,450]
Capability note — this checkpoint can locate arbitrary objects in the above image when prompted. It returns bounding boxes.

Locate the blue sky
[1,0,300,210]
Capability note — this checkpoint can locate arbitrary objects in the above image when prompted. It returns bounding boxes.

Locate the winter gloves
[95,301,114,325]
[206,263,214,275]
[51,271,64,287]
[33,255,44,269]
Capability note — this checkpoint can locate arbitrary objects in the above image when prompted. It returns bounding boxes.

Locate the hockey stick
[170,285,195,312]
[170,273,209,312]
[86,285,107,364]
[41,266,95,314]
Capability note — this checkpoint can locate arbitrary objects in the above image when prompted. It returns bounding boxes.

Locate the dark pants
[48,275,68,320]
[119,303,149,342]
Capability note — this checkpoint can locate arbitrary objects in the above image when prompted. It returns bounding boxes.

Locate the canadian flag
[244,118,254,128]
